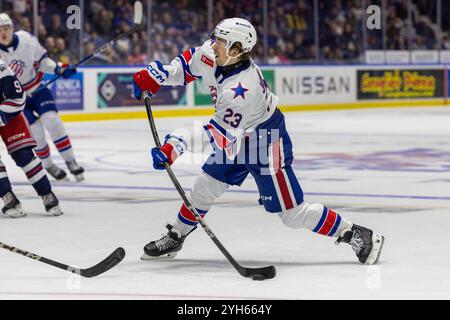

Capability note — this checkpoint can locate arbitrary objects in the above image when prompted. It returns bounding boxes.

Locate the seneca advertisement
[43,73,83,110]
[357,69,444,99]
[97,73,187,108]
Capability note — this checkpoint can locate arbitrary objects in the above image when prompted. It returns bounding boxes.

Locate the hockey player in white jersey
[0,59,63,217]
[0,13,84,182]
[133,18,384,264]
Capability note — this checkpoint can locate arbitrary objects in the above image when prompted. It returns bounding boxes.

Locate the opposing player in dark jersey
[0,59,62,217]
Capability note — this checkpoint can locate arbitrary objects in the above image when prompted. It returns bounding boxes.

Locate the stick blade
[133,1,143,25]
[79,247,126,278]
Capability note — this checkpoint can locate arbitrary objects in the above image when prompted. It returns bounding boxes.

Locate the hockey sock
[309,205,351,237]
[11,148,51,196]
[173,203,208,236]
[30,121,55,168]
[279,202,352,238]
[173,172,229,236]
[0,162,12,197]
[40,111,75,162]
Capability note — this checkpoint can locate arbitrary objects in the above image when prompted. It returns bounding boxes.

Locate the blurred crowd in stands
[1,0,448,65]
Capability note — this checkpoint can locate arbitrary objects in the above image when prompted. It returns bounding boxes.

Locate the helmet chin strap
[223,46,243,66]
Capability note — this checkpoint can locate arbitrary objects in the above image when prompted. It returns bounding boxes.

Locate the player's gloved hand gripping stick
[143,95,276,281]
[33,1,144,97]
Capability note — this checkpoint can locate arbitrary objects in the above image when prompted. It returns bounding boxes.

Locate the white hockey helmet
[213,17,257,54]
[0,13,13,29]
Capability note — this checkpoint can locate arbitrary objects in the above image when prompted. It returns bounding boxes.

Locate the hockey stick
[144,96,276,281]
[0,241,125,278]
[33,1,144,96]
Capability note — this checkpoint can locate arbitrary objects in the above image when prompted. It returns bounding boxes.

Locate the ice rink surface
[0,106,449,300]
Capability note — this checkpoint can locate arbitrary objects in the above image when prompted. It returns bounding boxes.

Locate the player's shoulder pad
[15,30,32,39]
[15,30,39,44]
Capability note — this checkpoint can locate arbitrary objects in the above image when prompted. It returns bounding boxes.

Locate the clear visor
[209,27,232,48]
[208,27,217,43]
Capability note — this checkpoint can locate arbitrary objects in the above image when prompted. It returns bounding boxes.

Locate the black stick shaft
[0,241,125,278]
[33,25,143,96]
[0,241,81,274]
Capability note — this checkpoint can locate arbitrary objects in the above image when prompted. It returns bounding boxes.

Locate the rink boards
[51,64,450,122]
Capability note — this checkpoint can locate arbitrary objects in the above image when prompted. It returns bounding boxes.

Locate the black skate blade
[140,252,177,260]
[79,247,126,278]
[239,265,276,281]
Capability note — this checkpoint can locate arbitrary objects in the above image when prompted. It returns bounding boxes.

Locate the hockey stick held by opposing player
[33,1,144,96]
[0,13,86,182]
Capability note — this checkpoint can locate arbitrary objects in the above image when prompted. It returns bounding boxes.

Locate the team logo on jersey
[9,59,26,77]
[0,63,7,72]
[231,82,249,100]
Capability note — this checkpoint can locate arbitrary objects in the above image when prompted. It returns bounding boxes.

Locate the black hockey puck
[251,274,268,281]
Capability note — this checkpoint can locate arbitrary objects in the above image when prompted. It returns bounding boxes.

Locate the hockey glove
[54,63,77,79]
[132,60,168,100]
[151,134,187,170]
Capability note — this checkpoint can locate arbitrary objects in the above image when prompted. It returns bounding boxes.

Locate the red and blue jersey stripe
[204,119,236,159]
[177,47,201,85]
[22,71,44,91]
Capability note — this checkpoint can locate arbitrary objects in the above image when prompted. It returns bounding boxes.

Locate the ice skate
[45,164,69,181]
[42,191,63,216]
[66,160,85,182]
[141,224,187,260]
[2,191,26,218]
[336,224,384,265]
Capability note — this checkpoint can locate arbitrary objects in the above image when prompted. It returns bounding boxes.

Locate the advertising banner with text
[357,69,444,99]
[275,67,356,105]
[44,73,83,110]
